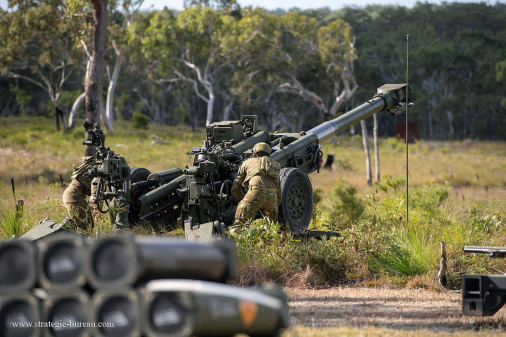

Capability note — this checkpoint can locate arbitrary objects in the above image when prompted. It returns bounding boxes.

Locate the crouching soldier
[62,156,99,231]
[231,142,281,226]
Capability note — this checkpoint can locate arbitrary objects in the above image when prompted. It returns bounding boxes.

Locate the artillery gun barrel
[309,96,388,143]
[271,83,410,165]
[37,232,87,291]
[85,234,236,289]
[0,239,37,293]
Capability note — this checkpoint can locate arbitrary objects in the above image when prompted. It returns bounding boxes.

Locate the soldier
[231,142,281,225]
[62,156,99,231]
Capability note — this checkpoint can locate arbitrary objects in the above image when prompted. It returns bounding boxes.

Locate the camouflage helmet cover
[253,142,271,155]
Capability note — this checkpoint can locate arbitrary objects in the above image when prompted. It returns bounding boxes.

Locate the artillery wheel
[279,168,313,234]
[129,167,151,183]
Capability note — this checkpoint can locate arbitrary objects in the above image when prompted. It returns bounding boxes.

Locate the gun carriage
[85,84,411,238]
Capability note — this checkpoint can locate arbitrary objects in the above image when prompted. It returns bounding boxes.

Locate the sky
[0,0,500,11]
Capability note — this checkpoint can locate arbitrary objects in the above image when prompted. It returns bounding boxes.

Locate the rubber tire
[129,167,151,183]
[278,167,313,234]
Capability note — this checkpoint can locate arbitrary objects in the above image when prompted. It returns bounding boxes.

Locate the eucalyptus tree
[228,10,358,129]
[276,14,358,120]
[103,0,144,130]
[133,6,239,125]
[65,0,143,131]
[0,1,81,130]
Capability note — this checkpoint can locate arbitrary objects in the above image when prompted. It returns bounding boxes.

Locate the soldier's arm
[231,163,247,203]
[89,177,99,204]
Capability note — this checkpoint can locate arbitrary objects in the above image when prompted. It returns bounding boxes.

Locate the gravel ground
[285,287,506,334]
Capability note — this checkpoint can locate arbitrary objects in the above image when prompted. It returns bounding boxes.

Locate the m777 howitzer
[126,83,412,238]
[462,246,506,316]
[23,84,412,240]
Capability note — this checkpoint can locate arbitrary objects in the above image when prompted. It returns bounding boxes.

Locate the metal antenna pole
[406,35,409,227]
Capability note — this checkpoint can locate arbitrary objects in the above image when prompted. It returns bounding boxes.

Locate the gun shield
[43,291,90,337]
[85,234,236,289]
[0,292,41,337]
[37,232,87,291]
[91,288,141,337]
[0,239,37,293]
[145,280,290,337]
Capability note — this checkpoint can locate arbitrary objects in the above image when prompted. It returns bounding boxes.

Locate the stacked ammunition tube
[0,233,289,337]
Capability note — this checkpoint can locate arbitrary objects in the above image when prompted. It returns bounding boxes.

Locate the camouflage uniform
[232,144,281,225]
[62,156,98,230]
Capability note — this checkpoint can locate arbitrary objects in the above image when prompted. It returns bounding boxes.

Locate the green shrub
[131,111,149,129]
[329,180,366,231]
[229,219,351,286]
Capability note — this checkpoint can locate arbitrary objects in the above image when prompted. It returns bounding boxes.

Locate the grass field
[1,117,505,335]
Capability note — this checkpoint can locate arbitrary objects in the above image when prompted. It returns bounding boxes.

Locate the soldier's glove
[89,196,97,205]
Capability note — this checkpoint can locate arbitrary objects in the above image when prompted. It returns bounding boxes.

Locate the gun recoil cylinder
[85,234,236,289]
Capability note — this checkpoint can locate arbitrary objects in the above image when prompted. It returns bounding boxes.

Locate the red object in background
[395,122,418,143]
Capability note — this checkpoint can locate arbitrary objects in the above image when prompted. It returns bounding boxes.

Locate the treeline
[0,1,505,139]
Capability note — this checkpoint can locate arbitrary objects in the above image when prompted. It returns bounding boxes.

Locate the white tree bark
[223,99,233,121]
[373,113,380,182]
[279,76,328,118]
[68,92,86,129]
[171,57,216,126]
[328,67,359,117]
[105,46,123,131]
[85,0,108,156]
[206,89,215,126]
[361,119,372,186]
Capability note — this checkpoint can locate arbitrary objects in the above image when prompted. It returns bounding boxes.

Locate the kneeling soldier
[231,142,281,225]
[62,156,98,230]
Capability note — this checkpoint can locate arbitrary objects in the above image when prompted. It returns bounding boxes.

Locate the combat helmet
[253,142,271,156]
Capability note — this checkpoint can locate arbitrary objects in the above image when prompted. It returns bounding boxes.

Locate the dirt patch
[286,287,506,333]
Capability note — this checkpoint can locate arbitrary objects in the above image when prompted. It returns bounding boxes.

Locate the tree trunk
[55,105,63,131]
[223,99,233,121]
[373,113,380,182]
[428,109,433,140]
[100,98,107,131]
[84,0,108,156]
[206,89,215,126]
[68,92,86,129]
[446,110,455,138]
[105,49,123,131]
[360,119,372,186]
